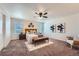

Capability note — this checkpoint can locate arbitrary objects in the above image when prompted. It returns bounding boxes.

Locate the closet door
[0,13,3,50]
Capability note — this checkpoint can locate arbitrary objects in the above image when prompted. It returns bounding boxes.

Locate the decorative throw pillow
[33,36,38,40]
[66,36,73,40]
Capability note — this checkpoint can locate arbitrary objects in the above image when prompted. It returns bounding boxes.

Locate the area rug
[25,41,53,52]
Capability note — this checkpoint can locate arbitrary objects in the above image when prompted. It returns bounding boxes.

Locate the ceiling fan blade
[44,12,48,15]
[43,16,48,18]
[35,12,38,15]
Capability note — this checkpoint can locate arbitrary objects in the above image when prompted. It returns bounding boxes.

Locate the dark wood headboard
[25,29,37,33]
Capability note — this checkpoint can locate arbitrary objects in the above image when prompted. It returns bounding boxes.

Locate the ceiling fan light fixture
[35,9,48,19]
[39,12,43,17]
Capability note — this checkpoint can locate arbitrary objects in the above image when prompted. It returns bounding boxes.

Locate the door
[0,13,3,50]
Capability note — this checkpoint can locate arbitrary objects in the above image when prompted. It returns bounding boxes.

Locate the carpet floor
[0,39,79,56]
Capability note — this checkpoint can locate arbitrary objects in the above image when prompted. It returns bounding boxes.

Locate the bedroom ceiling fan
[35,10,48,18]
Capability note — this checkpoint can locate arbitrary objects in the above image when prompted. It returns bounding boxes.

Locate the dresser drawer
[74,41,79,45]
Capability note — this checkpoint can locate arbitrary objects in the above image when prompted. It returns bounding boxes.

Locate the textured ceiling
[0,3,79,20]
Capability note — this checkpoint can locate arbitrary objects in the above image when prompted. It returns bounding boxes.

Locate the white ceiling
[0,3,79,20]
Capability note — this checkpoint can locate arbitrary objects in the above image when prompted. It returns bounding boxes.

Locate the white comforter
[26,34,38,44]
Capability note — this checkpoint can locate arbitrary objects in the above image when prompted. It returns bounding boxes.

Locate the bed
[25,28,45,44]
[25,29,38,44]
[26,33,38,44]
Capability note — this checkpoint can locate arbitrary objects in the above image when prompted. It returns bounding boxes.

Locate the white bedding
[26,33,38,44]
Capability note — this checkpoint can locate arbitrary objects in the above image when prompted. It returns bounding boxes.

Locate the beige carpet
[25,41,53,52]
[0,39,79,56]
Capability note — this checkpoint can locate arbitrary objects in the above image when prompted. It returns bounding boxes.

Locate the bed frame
[32,37,49,46]
[25,29,37,33]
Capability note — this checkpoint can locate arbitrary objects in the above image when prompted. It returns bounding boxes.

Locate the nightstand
[74,40,79,45]
[73,40,79,49]
[19,32,26,40]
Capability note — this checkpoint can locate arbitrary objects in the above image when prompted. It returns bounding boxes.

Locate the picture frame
[56,23,65,33]
[50,24,56,32]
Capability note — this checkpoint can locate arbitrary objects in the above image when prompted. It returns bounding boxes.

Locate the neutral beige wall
[11,18,39,40]
[0,8,11,50]
[0,13,3,51]
[23,20,38,32]
[44,13,79,41]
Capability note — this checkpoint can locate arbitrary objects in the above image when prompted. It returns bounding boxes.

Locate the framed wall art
[56,23,65,33]
[50,24,56,32]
